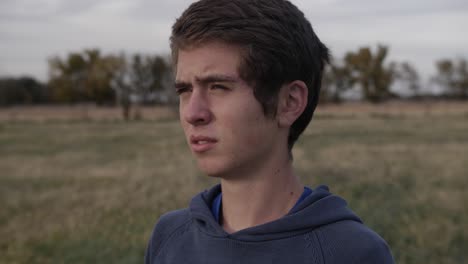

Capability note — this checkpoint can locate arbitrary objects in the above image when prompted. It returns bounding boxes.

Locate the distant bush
[0,76,50,106]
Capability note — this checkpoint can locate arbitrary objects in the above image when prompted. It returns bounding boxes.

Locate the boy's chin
[197,160,232,179]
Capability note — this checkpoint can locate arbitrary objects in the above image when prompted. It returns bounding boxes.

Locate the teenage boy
[145,0,394,263]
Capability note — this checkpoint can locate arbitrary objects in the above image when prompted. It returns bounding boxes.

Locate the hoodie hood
[189,184,362,242]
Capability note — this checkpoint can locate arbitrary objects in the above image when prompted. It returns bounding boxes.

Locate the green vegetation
[2,47,467,109]
[1,106,467,264]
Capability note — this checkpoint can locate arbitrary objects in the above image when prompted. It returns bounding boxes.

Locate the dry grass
[316,100,468,117]
[0,104,177,122]
[1,100,468,122]
[0,101,467,263]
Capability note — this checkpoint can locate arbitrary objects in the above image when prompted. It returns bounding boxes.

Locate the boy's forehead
[175,42,245,81]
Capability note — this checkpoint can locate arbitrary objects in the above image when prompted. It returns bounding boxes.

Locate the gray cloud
[1,0,467,81]
[0,0,102,23]
[299,0,468,19]
[124,0,193,22]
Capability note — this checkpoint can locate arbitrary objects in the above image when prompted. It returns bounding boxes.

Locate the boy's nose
[182,90,212,126]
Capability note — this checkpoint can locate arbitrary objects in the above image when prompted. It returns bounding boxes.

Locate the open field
[1,102,468,263]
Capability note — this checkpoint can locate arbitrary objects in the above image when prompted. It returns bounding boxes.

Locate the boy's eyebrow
[195,74,240,85]
[174,81,191,89]
[174,74,241,89]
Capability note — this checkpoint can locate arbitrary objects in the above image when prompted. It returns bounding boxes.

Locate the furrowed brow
[195,74,239,86]
[174,81,192,90]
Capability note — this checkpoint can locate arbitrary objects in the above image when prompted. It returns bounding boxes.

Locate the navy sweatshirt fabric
[145,184,394,264]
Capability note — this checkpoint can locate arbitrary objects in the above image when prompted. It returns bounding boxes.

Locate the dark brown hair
[171,0,329,151]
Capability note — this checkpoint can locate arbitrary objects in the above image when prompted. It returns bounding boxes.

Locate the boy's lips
[190,135,218,153]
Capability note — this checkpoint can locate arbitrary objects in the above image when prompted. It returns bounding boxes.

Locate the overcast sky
[1,0,467,84]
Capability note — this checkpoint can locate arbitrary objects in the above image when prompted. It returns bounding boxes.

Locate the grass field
[1,102,467,263]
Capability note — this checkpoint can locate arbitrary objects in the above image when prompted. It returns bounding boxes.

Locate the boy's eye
[211,84,227,90]
[176,87,191,95]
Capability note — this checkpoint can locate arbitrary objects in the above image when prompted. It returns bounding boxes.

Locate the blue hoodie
[145,185,394,263]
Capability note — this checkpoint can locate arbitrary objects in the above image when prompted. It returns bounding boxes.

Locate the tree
[0,76,49,106]
[434,58,468,99]
[47,49,175,119]
[108,54,132,120]
[344,45,395,103]
[48,49,118,104]
[321,59,355,103]
[395,62,420,97]
[129,54,172,104]
[48,53,87,103]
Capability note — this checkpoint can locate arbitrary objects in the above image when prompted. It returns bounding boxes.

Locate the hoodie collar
[189,184,362,242]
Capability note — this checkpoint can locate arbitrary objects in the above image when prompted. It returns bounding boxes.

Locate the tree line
[47,49,174,120]
[1,45,467,113]
[321,45,468,103]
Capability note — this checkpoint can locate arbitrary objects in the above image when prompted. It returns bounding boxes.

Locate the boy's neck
[219,159,303,234]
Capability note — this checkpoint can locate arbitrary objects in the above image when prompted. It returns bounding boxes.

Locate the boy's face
[175,42,282,178]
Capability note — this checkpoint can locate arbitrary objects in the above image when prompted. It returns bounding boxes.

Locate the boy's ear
[277,81,308,128]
